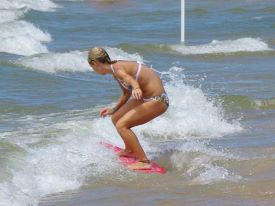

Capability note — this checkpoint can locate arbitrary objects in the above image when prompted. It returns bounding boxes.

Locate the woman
[88,47,169,170]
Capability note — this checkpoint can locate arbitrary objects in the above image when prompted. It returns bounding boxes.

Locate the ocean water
[0,0,275,205]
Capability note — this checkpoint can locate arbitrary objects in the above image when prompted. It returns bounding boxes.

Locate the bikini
[110,61,169,107]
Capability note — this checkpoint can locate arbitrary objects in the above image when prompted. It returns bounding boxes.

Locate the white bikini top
[110,61,143,91]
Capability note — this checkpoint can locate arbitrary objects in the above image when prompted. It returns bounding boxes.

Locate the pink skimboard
[99,142,166,174]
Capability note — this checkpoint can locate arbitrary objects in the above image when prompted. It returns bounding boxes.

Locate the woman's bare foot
[128,160,151,170]
[118,149,135,158]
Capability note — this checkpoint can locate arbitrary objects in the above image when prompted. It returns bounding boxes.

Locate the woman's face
[89,60,107,75]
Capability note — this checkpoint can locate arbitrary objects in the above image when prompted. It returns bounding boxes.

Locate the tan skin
[89,60,168,170]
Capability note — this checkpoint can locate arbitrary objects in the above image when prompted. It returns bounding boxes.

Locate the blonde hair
[88,47,117,64]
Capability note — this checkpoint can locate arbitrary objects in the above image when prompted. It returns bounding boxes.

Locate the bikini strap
[110,64,115,73]
[135,61,142,80]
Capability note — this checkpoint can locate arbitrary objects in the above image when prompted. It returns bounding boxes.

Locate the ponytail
[88,47,116,64]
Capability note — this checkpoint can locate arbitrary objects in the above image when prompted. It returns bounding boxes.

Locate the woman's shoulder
[114,60,137,69]
[114,60,139,76]
[116,60,138,64]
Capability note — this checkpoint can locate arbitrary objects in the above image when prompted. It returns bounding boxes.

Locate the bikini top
[110,61,143,91]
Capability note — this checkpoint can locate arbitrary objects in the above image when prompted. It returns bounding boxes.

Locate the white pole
[181,0,185,43]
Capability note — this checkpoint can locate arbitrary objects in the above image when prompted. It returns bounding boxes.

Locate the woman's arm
[115,68,142,100]
[99,67,142,117]
[99,80,131,117]
[112,84,131,112]
[116,68,140,89]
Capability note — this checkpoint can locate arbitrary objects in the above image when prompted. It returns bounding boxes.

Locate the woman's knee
[115,120,128,134]
[111,113,119,126]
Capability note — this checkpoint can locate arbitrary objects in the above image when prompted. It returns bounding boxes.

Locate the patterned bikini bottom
[143,92,169,108]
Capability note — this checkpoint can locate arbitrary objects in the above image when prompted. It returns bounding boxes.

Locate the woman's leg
[111,99,143,155]
[115,100,167,169]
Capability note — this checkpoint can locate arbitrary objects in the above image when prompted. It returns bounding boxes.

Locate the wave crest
[170,38,272,55]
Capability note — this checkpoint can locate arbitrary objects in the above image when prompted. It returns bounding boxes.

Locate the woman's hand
[132,88,142,99]
[99,107,113,117]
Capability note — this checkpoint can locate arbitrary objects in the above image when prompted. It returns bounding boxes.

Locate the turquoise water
[0,0,275,205]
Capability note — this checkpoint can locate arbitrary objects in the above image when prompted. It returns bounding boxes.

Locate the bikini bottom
[143,92,169,108]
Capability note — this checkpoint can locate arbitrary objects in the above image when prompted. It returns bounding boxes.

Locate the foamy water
[0,8,27,23]
[0,0,58,56]
[0,0,59,11]
[15,47,143,73]
[0,21,52,56]
[170,38,272,55]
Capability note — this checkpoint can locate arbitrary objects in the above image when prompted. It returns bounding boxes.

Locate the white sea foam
[16,47,143,73]
[170,141,242,185]
[0,0,59,56]
[137,66,242,139]
[0,0,60,12]
[0,8,27,23]
[170,38,272,55]
[16,51,90,73]
[0,114,124,206]
[0,20,51,56]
